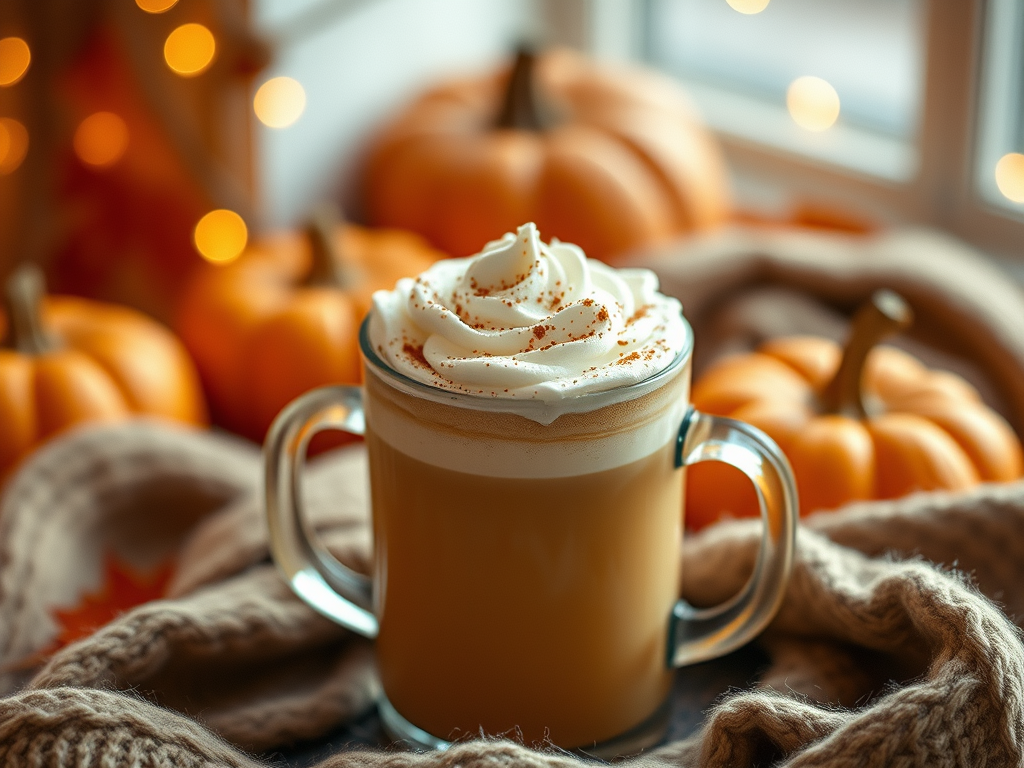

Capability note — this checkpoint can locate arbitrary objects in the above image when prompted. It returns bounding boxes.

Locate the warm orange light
[727,0,770,13]
[136,0,179,12]
[194,210,248,264]
[0,118,28,174]
[0,37,31,87]
[787,76,841,132]
[254,77,307,129]
[74,112,130,168]
[995,153,1024,203]
[164,23,216,77]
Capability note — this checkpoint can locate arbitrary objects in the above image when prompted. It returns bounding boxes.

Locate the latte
[362,223,692,747]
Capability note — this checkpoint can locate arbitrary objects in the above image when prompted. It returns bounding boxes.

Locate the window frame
[541,0,1024,265]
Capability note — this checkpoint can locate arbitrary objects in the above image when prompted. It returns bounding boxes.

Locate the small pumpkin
[361,47,730,263]
[0,264,208,480]
[687,291,1024,530]
[175,209,444,442]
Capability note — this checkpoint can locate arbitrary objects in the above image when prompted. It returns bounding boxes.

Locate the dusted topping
[369,223,687,400]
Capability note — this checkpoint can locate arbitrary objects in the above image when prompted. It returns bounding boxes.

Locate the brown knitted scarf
[0,420,1022,767]
[2,225,1024,766]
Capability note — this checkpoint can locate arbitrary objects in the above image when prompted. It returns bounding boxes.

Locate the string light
[136,0,179,12]
[0,37,31,87]
[995,153,1024,204]
[254,77,306,129]
[194,210,248,264]
[74,112,130,168]
[164,23,216,77]
[787,76,840,132]
[0,118,28,174]
[727,0,770,14]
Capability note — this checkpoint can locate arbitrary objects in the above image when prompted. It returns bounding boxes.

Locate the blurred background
[1,0,1023,320]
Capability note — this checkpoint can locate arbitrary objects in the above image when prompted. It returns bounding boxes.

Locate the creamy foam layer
[368,223,688,419]
[363,360,690,478]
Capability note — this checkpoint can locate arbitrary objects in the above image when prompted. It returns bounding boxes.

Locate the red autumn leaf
[50,554,174,650]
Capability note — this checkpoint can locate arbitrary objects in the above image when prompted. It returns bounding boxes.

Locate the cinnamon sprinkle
[402,343,430,369]
[626,305,651,325]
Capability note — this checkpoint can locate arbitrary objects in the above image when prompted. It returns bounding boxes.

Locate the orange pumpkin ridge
[687,291,1024,529]
[0,264,208,481]
[361,47,730,262]
[175,211,445,443]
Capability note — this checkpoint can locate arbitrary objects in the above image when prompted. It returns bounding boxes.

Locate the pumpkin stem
[2,263,55,355]
[303,204,355,290]
[822,290,914,418]
[495,47,553,131]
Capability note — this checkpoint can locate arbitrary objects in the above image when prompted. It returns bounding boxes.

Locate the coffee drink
[363,346,689,746]
[358,222,692,746]
[265,221,797,756]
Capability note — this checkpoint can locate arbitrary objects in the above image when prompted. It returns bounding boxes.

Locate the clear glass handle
[264,386,378,638]
[669,407,798,667]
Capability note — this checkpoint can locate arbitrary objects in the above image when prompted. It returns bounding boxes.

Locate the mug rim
[358,311,693,422]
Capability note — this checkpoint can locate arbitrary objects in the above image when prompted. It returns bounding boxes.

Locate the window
[976,0,1024,216]
[252,0,531,227]
[646,0,925,181]
[561,0,1024,263]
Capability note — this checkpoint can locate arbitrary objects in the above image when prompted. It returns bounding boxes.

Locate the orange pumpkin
[687,291,1024,530]
[361,48,730,262]
[175,211,444,442]
[0,265,208,480]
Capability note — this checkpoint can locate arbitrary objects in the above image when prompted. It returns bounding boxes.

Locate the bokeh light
[787,76,841,132]
[254,77,307,129]
[0,118,29,174]
[727,0,770,14]
[194,209,248,264]
[164,23,216,77]
[136,0,179,12]
[74,112,130,168]
[995,153,1024,204]
[0,37,31,87]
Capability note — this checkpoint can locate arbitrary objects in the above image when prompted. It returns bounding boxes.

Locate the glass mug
[265,316,797,756]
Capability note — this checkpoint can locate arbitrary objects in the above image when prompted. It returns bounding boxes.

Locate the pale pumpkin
[361,48,730,262]
[175,211,444,442]
[0,264,208,480]
[686,291,1024,530]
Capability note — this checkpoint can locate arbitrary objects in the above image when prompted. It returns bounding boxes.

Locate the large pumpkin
[687,291,1024,529]
[361,48,730,262]
[0,265,208,480]
[175,212,444,442]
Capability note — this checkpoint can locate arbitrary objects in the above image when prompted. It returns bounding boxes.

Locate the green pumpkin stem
[495,47,552,132]
[2,264,55,355]
[821,290,914,418]
[304,204,355,290]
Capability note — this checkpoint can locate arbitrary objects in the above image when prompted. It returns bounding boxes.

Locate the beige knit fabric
[640,225,1024,432]
[3,226,1024,766]
[0,421,1023,766]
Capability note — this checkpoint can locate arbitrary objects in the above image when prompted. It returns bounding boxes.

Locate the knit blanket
[2,225,1024,767]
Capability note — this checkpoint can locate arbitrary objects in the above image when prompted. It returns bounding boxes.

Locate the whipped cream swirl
[368,223,687,401]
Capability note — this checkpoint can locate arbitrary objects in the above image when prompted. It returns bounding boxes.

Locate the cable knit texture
[1,422,1023,767]
[3,227,1024,766]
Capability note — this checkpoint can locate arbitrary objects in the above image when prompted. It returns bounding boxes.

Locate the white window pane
[251,0,529,227]
[646,0,926,139]
[976,0,1024,215]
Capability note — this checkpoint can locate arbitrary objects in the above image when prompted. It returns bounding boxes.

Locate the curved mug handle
[264,385,378,638]
[265,390,799,665]
[669,406,797,666]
